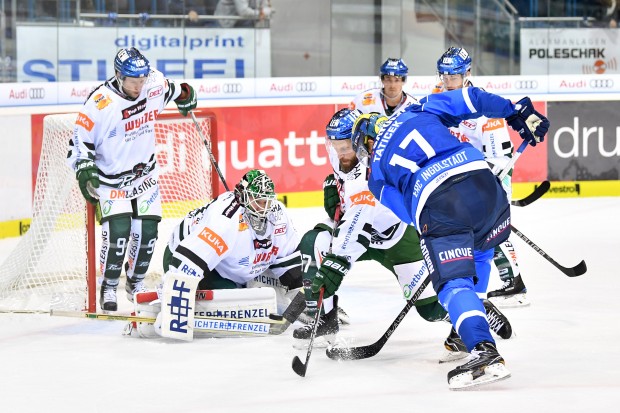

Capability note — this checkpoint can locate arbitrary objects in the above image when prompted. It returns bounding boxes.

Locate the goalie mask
[351,113,388,167]
[235,169,277,236]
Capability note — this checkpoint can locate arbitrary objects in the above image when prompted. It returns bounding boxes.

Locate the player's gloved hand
[175,82,197,117]
[311,254,350,299]
[75,159,100,205]
[323,174,341,220]
[506,97,549,147]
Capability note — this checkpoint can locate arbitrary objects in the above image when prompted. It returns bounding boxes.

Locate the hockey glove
[323,174,341,221]
[311,254,350,299]
[75,159,100,205]
[175,83,197,117]
[505,97,549,147]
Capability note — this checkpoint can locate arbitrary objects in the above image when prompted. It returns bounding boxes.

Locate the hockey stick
[498,140,528,181]
[510,225,587,277]
[511,180,550,207]
[325,276,431,361]
[190,111,230,191]
[292,203,343,375]
[292,287,325,377]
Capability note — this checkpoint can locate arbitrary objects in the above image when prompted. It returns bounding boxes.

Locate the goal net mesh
[0,111,215,312]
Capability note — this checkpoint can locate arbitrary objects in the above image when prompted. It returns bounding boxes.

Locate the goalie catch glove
[175,82,197,117]
[323,174,341,221]
[75,159,100,205]
[505,97,550,147]
[311,254,350,299]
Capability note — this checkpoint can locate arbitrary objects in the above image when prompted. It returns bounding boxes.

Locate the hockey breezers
[511,180,550,207]
[51,291,307,336]
[510,225,587,277]
[326,276,431,361]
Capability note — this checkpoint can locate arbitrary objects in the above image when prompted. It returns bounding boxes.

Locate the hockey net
[0,109,218,312]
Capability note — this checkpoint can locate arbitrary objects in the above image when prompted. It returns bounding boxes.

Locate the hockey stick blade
[510,225,587,277]
[325,277,431,361]
[511,180,550,207]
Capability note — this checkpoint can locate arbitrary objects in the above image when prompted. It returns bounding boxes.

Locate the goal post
[0,108,218,313]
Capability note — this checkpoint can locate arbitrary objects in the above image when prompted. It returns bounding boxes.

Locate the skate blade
[292,335,336,350]
[449,363,511,390]
[488,293,530,309]
[439,350,469,364]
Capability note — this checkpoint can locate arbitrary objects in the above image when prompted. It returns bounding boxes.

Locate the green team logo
[102,201,113,215]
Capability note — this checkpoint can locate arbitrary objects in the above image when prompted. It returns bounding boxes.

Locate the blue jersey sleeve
[417,87,517,127]
[368,175,414,226]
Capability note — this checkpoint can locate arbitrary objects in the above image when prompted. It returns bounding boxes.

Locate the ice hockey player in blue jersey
[311,86,549,390]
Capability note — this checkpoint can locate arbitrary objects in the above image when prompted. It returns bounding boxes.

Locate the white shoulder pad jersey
[330,162,406,263]
[449,115,514,172]
[349,88,418,116]
[67,69,182,198]
[168,192,300,286]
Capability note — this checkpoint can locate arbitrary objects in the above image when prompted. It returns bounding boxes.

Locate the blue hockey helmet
[114,47,150,78]
[437,47,472,75]
[380,58,408,80]
[326,108,362,140]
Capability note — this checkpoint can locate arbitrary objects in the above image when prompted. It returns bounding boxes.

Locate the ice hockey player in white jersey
[349,58,417,117]
[67,47,197,312]
[435,47,529,308]
[162,169,303,303]
[292,108,450,347]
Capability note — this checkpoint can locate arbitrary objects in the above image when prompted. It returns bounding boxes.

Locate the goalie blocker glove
[311,254,349,299]
[75,159,100,205]
[505,97,549,147]
[175,82,197,117]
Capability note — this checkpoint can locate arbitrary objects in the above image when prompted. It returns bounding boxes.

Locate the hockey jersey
[349,88,418,116]
[327,148,406,263]
[168,192,301,286]
[368,87,519,228]
[67,69,182,200]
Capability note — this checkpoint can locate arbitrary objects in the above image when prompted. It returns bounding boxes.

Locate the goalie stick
[510,225,587,277]
[511,180,550,207]
[51,291,307,336]
[325,276,431,361]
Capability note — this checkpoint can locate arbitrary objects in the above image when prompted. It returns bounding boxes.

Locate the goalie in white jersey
[67,47,198,311]
[349,57,417,117]
[162,169,303,302]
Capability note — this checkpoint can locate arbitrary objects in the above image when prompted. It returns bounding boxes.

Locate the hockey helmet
[380,58,408,80]
[326,108,362,140]
[436,47,472,75]
[114,47,150,78]
[351,113,388,166]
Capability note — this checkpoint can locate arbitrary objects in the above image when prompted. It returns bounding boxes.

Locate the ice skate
[298,302,350,325]
[447,341,511,390]
[488,275,530,308]
[100,280,118,312]
[293,296,339,349]
[439,327,469,363]
[483,299,513,339]
[125,276,147,302]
